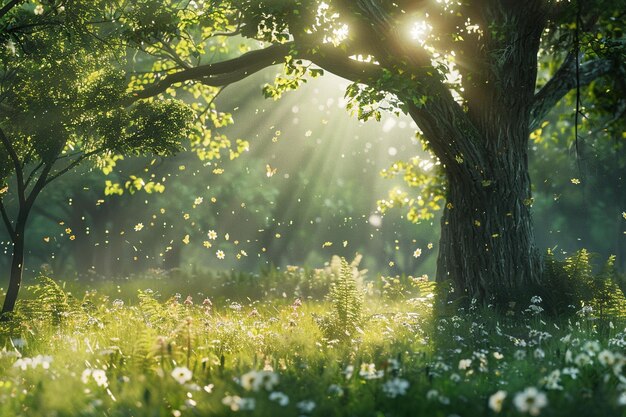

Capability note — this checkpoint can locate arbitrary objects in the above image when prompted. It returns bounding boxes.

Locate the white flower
[574,353,592,367]
[194,197,203,205]
[513,387,548,416]
[382,377,410,398]
[222,395,254,411]
[91,369,108,387]
[296,400,316,413]
[413,248,422,258]
[13,358,32,370]
[240,370,279,391]
[530,296,542,304]
[327,384,344,396]
[542,370,562,390]
[32,355,53,370]
[134,223,144,231]
[618,392,626,406]
[34,4,44,15]
[598,350,616,366]
[81,369,92,384]
[359,363,383,379]
[562,367,579,379]
[216,250,225,260]
[344,365,354,379]
[458,359,472,370]
[534,348,545,359]
[171,366,192,384]
[269,391,289,406]
[489,390,507,413]
[207,230,217,240]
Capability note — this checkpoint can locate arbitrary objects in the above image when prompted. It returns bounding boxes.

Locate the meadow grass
[1,266,626,417]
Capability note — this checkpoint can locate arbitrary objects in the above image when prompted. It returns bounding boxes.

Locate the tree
[3,0,624,311]
[0,2,195,315]
[120,0,625,305]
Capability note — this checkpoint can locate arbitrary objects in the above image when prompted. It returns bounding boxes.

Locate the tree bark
[2,213,27,316]
[436,150,542,304]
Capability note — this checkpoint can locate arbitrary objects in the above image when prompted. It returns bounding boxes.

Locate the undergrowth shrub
[541,249,626,321]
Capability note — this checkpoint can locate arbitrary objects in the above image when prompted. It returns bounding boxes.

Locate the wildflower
[32,355,53,370]
[583,340,601,354]
[513,387,548,416]
[344,365,354,379]
[134,223,144,231]
[359,363,384,379]
[413,248,422,258]
[561,367,579,379]
[493,352,504,360]
[34,4,44,14]
[327,384,344,396]
[203,384,214,393]
[13,358,32,370]
[382,377,410,398]
[530,296,542,304]
[171,367,193,384]
[534,349,545,360]
[598,350,616,366]
[216,250,225,259]
[458,359,472,370]
[91,369,108,387]
[222,395,255,411]
[194,197,203,205]
[574,353,592,367]
[240,370,279,391]
[542,370,562,390]
[489,390,507,413]
[296,400,316,413]
[426,389,439,400]
[269,391,289,406]
[207,230,217,240]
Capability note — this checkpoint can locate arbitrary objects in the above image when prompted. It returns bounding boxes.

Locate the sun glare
[409,20,432,44]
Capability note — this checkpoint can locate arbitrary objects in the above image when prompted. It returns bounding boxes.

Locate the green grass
[1,268,626,417]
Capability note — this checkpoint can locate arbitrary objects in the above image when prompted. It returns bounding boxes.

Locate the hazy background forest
[1,66,623,284]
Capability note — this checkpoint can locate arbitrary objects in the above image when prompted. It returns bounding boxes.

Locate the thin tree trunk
[2,214,27,315]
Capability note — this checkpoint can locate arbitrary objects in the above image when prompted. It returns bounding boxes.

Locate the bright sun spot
[409,20,432,44]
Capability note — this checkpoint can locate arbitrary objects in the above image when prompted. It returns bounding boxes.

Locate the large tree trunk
[2,214,26,316]
[436,150,542,304]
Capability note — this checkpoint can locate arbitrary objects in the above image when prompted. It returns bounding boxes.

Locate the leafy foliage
[542,249,626,321]
[315,257,363,340]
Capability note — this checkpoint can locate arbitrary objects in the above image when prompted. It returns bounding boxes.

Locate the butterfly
[265,164,277,178]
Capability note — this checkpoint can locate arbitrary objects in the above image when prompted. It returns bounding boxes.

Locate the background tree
[0,2,194,314]
[120,0,625,305]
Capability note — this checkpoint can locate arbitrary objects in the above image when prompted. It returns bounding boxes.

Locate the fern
[315,257,362,340]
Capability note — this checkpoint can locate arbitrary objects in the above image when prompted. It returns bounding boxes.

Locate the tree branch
[45,147,106,185]
[127,43,295,103]
[530,53,613,130]
[0,0,24,20]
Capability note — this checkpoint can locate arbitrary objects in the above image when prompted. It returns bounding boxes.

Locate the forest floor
[1,266,625,417]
